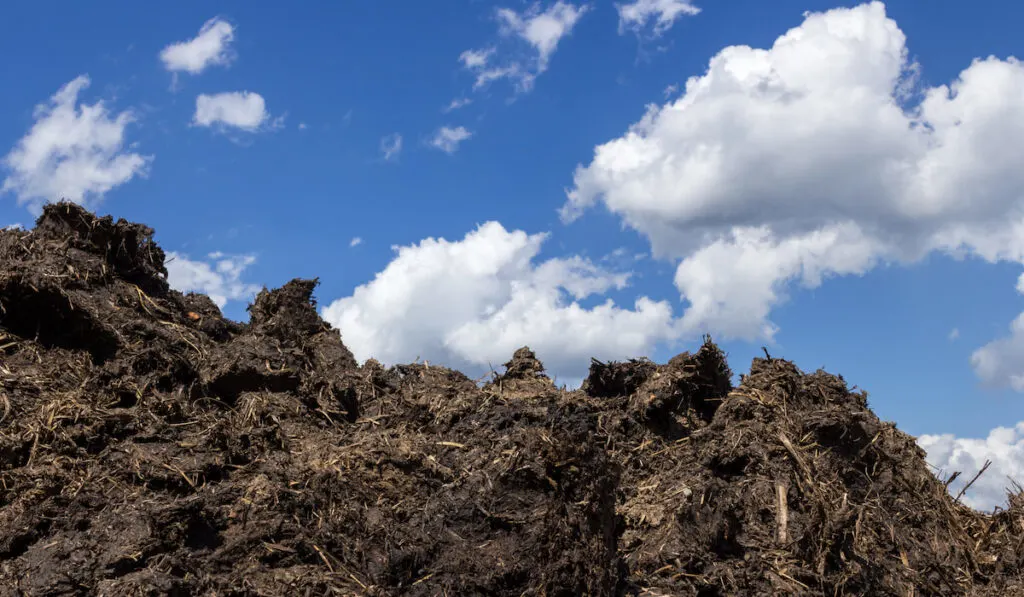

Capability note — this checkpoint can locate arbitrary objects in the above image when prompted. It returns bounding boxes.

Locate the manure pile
[1,203,1023,596]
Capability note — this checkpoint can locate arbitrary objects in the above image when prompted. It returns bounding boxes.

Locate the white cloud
[193,91,272,132]
[971,311,1024,391]
[430,126,472,154]
[3,223,24,231]
[444,97,473,112]
[497,2,588,70]
[321,222,677,381]
[160,17,235,75]
[949,327,960,340]
[1,75,151,211]
[617,0,701,37]
[460,48,495,70]
[350,237,362,247]
[919,423,1024,511]
[166,251,260,309]
[563,1,1024,344]
[460,2,588,93]
[380,133,403,161]
[298,122,308,130]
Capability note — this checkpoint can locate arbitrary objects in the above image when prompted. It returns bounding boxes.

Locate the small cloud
[617,0,701,37]
[193,91,273,132]
[380,133,403,161]
[350,237,363,247]
[430,126,472,154]
[496,2,588,71]
[298,122,308,130]
[444,97,473,112]
[160,17,236,75]
[165,250,260,309]
[3,223,24,231]
[663,83,679,97]
[949,328,960,341]
[342,109,353,127]
[459,48,495,70]
[460,2,588,93]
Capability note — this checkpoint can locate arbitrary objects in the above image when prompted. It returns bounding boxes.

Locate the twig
[954,460,992,504]
[779,433,814,488]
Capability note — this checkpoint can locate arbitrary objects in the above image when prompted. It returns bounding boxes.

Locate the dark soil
[1,202,1022,596]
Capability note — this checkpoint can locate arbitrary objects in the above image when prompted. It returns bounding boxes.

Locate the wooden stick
[954,460,992,504]
[776,482,789,544]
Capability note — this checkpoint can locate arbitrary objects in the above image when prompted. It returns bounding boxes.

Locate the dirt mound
[0,203,1022,596]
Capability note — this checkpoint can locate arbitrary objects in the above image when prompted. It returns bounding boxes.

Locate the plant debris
[1,202,1022,596]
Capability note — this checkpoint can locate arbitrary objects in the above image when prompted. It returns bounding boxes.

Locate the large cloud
[563,1,1024,344]
[321,222,678,382]
[1,76,151,212]
[918,423,1024,512]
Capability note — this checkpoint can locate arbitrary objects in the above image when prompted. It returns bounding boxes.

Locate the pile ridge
[0,203,1021,596]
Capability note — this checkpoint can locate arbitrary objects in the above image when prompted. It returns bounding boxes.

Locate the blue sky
[2,0,1024,509]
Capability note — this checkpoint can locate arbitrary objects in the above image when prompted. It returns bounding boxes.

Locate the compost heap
[1,203,1022,597]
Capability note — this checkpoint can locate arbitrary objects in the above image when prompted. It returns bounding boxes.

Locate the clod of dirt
[1,203,1022,596]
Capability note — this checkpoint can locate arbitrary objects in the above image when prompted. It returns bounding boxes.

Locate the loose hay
[0,202,1021,596]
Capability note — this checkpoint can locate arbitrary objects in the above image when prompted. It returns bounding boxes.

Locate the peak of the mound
[501,346,548,380]
[33,201,169,293]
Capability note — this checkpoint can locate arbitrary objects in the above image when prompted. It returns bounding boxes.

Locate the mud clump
[0,203,1022,596]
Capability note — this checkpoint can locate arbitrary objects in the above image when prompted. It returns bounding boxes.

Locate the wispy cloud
[350,237,363,247]
[444,97,473,112]
[380,133,403,161]
[616,0,700,37]
[430,126,472,154]
[459,2,589,93]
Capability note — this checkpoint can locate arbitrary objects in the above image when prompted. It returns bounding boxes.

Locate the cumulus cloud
[166,251,260,309]
[972,316,1024,392]
[321,222,678,381]
[563,1,1024,344]
[919,423,1024,511]
[1,75,151,211]
[430,126,472,154]
[617,0,701,37]
[193,92,273,132]
[160,18,235,75]
[460,2,588,93]
[350,237,362,248]
[380,133,403,161]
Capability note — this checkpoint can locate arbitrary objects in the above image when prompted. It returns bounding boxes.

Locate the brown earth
[1,202,1022,596]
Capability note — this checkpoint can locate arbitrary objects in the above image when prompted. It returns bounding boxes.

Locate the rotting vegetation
[1,202,1023,596]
